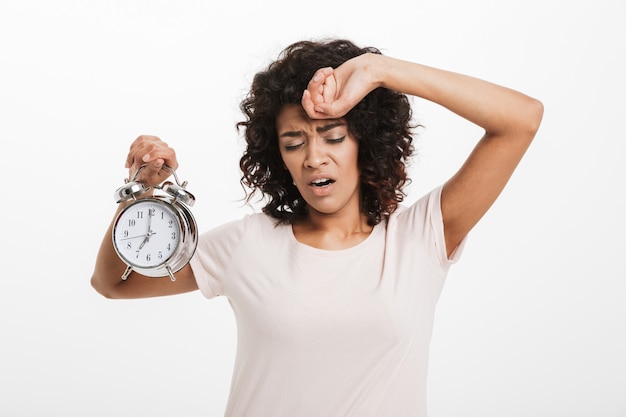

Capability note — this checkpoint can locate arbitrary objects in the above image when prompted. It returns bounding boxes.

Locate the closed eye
[282,135,345,151]
[284,142,304,151]
[325,136,345,144]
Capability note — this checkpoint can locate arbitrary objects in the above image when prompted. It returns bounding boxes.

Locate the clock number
[136,211,144,219]
[123,230,129,238]
[158,251,163,260]
[171,232,176,240]
[148,208,156,217]
[126,242,132,250]
[128,219,136,227]
[168,219,174,228]
[167,243,171,251]
[146,253,151,262]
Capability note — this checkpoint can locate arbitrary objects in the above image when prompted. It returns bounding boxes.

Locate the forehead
[276,104,345,133]
[276,104,312,128]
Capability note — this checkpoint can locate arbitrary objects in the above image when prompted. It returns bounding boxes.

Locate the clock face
[113,199,181,269]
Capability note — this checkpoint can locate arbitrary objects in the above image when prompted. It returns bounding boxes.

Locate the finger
[301,89,316,117]
[126,135,159,169]
[313,97,353,119]
[302,90,332,119]
[132,158,170,187]
[139,158,165,181]
[305,67,333,106]
[140,146,178,172]
[306,67,333,92]
[322,72,337,105]
[303,68,337,119]
[125,136,179,186]
[316,79,369,119]
[129,137,175,169]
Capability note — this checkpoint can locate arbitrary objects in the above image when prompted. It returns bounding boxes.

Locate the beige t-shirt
[190,185,463,417]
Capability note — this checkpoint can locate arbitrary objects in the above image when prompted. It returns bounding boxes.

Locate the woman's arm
[303,53,544,257]
[91,135,198,298]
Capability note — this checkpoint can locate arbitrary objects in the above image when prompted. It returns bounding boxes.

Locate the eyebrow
[278,121,346,139]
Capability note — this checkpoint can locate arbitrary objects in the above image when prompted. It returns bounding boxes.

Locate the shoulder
[203,211,267,234]
[191,212,283,297]
[387,185,459,266]
[199,212,281,245]
[390,186,443,231]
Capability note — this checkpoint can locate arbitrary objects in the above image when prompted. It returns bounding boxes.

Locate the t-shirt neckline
[286,220,384,257]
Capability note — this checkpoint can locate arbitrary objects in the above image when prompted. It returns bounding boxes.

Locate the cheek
[343,146,360,176]
[280,155,300,179]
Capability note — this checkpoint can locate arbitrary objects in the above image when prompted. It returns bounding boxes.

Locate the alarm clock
[112,165,198,282]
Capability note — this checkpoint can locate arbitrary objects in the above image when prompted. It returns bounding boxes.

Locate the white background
[1,0,625,416]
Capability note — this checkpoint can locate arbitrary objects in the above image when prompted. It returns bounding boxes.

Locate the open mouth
[310,178,335,187]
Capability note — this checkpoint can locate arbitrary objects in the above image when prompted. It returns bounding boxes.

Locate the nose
[304,140,329,169]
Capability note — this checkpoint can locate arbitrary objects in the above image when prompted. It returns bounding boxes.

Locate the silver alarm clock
[112,165,198,281]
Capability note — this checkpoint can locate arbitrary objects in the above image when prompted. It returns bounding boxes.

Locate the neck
[305,209,370,234]
[292,206,373,250]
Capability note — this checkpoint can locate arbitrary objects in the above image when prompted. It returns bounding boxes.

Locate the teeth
[311,178,333,186]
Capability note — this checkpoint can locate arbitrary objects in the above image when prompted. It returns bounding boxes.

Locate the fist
[125,135,179,188]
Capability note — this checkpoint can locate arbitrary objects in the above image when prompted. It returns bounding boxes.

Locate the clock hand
[120,234,147,241]
[138,230,157,250]
[138,208,155,250]
[144,207,155,243]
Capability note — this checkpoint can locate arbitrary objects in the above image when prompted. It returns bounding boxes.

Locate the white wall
[1,1,624,416]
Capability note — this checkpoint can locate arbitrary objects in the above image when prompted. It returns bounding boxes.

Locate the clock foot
[166,265,176,282]
[121,265,133,281]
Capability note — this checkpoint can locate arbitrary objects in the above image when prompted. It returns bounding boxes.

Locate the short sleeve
[428,185,466,265]
[394,185,467,268]
[189,215,251,299]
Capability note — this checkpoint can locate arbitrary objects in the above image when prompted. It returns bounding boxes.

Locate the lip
[305,174,336,197]
[307,174,336,184]
[307,181,335,197]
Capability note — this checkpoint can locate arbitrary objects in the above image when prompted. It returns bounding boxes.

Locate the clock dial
[113,200,181,268]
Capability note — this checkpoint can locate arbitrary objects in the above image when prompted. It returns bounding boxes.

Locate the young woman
[92,39,543,416]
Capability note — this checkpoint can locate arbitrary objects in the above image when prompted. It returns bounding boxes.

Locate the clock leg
[121,265,133,281]
[166,265,176,282]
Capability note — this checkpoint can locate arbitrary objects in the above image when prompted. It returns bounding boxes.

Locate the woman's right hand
[91,134,197,299]
[125,135,179,188]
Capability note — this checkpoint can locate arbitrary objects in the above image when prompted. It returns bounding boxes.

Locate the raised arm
[302,53,543,257]
[91,135,198,298]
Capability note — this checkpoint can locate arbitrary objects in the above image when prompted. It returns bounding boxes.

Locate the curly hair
[237,39,415,226]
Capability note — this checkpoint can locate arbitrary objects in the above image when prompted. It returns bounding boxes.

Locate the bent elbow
[526,97,544,137]
[90,275,120,299]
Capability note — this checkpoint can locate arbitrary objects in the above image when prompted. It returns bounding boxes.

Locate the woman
[92,39,543,416]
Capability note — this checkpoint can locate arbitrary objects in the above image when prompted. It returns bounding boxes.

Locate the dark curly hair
[237,39,415,226]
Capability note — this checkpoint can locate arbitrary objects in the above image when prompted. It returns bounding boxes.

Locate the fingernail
[142,154,150,162]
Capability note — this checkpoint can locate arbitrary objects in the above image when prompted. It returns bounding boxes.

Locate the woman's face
[276,104,361,218]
